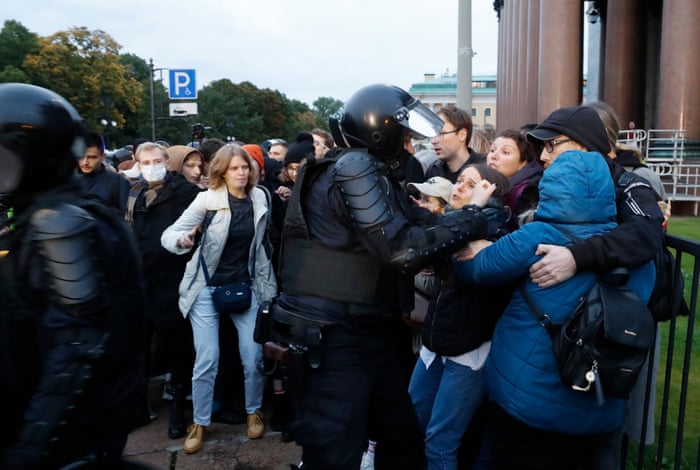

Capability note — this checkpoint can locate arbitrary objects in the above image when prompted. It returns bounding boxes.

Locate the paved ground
[122,383,301,470]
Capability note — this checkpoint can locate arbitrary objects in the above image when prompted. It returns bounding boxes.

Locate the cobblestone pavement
[123,393,301,470]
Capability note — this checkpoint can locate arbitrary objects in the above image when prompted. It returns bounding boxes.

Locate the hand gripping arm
[387,206,488,274]
[333,151,488,275]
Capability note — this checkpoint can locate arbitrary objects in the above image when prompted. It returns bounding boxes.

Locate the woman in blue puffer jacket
[453,150,655,469]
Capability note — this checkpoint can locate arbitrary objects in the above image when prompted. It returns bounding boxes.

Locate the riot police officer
[0,83,147,468]
[270,84,496,469]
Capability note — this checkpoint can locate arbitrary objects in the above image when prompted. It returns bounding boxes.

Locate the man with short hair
[126,142,202,440]
[76,131,131,213]
[311,128,334,158]
[425,106,485,183]
[267,139,288,162]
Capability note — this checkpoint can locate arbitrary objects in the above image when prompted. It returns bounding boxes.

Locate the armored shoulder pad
[28,203,96,241]
[28,204,101,306]
[333,150,377,183]
[332,150,393,231]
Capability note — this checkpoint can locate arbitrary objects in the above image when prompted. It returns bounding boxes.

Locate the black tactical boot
[168,383,187,439]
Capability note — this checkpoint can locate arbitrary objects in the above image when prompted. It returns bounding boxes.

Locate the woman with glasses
[453,105,661,468]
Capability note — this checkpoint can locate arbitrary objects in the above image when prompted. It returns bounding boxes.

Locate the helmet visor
[403,101,444,139]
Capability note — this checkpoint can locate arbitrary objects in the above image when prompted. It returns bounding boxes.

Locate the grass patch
[634,217,700,469]
[668,217,700,242]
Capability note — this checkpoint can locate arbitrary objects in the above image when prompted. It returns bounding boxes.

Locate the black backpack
[522,225,656,403]
[646,236,689,321]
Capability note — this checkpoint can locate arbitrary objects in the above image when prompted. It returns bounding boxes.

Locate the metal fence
[624,233,700,470]
[618,129,700,215]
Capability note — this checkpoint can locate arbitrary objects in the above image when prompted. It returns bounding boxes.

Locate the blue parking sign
[169,69,197,99]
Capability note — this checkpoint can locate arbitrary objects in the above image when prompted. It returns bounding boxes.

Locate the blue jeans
[409,356,487,470]
[189,286,264,426]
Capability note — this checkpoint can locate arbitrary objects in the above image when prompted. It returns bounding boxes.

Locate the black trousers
[147,314,194,384]
[291,323,424,470]
[485,402,612,470]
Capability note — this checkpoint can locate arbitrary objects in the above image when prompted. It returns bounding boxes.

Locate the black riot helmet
[330,84,443,161]
[0,83,87,205]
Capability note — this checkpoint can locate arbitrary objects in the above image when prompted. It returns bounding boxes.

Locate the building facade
[408,74,497,130]
[493,0,700,141]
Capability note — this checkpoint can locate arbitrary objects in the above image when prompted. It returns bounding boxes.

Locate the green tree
[197,80,290,144]
[0,20,38,77]
[120,53,151,83]
[312,96,344,129]
[281,96,318,137]
[22,27,142,135]
[0,65,28,83]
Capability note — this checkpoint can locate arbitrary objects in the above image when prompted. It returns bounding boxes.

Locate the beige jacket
[161,185,277,316]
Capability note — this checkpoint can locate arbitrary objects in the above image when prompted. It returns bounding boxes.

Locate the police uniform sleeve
[333,150,488,275]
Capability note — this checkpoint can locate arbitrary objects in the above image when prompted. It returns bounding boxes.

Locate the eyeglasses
[544,137,572,153]
[436,129,459,139]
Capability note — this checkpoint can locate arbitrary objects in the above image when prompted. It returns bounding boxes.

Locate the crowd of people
[0,81,666,470]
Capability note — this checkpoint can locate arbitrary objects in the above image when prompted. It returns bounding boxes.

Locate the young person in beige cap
[408,176,454,214]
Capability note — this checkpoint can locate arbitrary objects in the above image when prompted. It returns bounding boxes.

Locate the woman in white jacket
[161,144,277,454]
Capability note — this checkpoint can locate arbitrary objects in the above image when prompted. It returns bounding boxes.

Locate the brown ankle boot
[246,410,265,439]
[183,423,207,454]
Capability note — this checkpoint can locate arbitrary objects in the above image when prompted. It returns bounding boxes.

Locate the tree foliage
[313,96,344,127]
[197,80,292,144]
[0,20,344,148]
[22,27,142,134]
[0,20,38,73]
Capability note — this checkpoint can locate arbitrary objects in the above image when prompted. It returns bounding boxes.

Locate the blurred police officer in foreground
[268,84,496,469]
[0,83,147,468]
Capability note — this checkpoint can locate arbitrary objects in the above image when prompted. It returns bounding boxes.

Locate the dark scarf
[125,179,165,224]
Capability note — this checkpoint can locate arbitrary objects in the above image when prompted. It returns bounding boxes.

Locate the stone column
[498,2,513,130]
[524,0,540,126]
[537,0,583,120]
[657,0,700,139]
[515,0,529,128]
[497,4,505,131]
[602,0,641,128]
[506,1,519,129]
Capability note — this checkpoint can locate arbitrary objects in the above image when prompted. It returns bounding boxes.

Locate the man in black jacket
[126,141,202,439]
[424,106,486,183]
[77,131,131,213]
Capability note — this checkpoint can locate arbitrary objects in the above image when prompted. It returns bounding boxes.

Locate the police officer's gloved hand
[393,205,489,273]
[440,204,488,236]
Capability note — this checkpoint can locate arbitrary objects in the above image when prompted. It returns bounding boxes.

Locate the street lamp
[149,59,168,141]
[100,119,118,149]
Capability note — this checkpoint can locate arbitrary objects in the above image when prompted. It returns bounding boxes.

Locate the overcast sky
[4,0,500,105]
